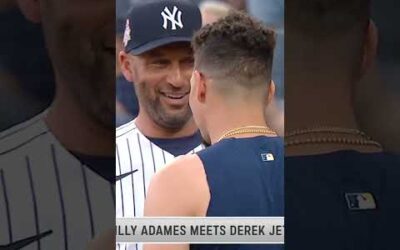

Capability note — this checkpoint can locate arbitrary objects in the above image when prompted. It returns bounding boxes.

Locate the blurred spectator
[116,17,139,127]
[221,0,246,11]
[247,0,283,28]
[200,0,232,25]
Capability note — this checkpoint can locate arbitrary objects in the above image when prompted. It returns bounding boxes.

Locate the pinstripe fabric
[0,113,114,249]
[116,120,204,250]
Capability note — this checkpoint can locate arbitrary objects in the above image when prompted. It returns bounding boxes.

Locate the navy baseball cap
[123,0,202,55]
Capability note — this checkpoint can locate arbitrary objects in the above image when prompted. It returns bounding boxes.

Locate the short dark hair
[285,0,371,77]
[192,11,276,87]
[286,0,370,36]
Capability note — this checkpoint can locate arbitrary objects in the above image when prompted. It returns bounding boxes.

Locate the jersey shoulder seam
[0,114,44,140]
[0,116,49,155]
[116,120,138,138]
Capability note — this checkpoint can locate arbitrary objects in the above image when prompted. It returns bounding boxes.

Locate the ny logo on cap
[161,6,183,30]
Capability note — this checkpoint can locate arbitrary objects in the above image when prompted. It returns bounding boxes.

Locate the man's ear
[360,19,378,76]
[267,80,276,105]
[17,0,41,23]
[194,70,207,104]
[119,51,136,83]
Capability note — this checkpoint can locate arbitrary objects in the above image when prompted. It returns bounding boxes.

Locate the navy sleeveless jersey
[285,151,400,250]
[191,136,284,250]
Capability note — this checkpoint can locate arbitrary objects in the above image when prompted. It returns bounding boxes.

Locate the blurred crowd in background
[115,0,284,129]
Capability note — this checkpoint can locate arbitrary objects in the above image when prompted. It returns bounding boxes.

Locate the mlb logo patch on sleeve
[345,192,377,210]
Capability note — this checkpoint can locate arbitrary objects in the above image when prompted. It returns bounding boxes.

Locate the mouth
[160,91,189,100]
[159,91,190,107]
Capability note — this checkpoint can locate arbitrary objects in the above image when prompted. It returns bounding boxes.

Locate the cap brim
[128,37,192,55]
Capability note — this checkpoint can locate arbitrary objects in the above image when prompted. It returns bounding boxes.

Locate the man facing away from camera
[144,11,283,250]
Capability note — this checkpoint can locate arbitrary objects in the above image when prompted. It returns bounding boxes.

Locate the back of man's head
[192,11,276,94]
[287,0,369,36]
[286,0,371,77]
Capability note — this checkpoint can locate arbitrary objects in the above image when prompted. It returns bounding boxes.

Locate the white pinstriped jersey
[116,120,204,250]
[0,113,115,249]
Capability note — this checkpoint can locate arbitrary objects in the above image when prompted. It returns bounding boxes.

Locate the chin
[164,109,192,125]
[161,117,191,130]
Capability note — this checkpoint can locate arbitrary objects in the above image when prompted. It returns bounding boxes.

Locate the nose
[166,64,187,88]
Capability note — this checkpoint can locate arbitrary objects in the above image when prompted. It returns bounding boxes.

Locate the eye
[151,59,169,66]
[182,57,194,65]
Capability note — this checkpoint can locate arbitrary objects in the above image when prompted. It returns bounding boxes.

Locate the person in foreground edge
[144,11,284,250]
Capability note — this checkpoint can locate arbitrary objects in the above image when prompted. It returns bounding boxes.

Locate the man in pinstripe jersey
[116,0,204,249]
[0,0,115,249]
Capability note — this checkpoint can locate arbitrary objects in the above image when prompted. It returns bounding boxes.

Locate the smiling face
[122,42,194,130]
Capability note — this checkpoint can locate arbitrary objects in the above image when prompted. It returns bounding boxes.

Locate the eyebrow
[146,50,164,57]
[145,48,193,59]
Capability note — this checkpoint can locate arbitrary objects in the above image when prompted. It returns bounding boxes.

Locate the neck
[45,84,114,157]
[285,72,359,132]
[285,72,383,156]
[208,103,270,144]
[135,111,198,139]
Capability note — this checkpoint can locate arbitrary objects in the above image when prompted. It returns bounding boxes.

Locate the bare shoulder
[157,154,204,180]
[145,154,210,216]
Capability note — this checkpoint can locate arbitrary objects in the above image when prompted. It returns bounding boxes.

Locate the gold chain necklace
[285,126,369,138]
[218,126,277,142]
[285,126,382,149]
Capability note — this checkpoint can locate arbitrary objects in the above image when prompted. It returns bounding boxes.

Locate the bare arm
[143,155,210,250]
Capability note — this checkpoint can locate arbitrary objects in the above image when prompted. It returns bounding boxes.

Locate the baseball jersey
[192,136,284,250]
[285,150,400,250]
[116,119,204,250]
[0,112,115,249]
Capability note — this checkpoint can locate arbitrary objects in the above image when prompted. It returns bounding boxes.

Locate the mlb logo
[345,192,377,210]
[261,153,274,162]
